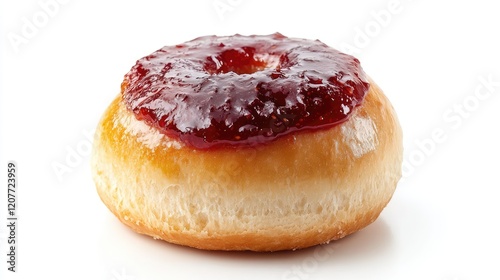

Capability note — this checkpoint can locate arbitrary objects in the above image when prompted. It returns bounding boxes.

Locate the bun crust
[91,79,403,251]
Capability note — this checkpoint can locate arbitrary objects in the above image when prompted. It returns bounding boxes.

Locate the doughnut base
[92,79,402,251]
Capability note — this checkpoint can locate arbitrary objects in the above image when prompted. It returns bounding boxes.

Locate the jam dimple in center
[122,33,370,149]
[204,47,273,75]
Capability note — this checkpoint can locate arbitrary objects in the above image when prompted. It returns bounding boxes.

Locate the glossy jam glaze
[122,33,370,149]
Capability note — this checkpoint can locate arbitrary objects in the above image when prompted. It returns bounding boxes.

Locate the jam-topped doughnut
[122,33,369,148]
[92,34,403,251]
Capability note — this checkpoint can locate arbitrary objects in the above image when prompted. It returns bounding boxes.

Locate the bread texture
[91,79,403,251]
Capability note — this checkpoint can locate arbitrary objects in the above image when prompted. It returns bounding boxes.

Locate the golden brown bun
[91,78,403,251]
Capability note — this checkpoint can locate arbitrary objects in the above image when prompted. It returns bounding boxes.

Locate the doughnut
[91,33,403,251]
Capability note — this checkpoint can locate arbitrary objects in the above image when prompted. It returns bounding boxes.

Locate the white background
[1,0,500,279]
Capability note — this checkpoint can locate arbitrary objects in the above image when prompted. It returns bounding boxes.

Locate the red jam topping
[122,33,369,149]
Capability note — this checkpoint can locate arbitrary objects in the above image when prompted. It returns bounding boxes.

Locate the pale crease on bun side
[91,79,403,251]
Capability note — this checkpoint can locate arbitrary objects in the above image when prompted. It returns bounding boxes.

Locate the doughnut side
[91,79,403,251]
